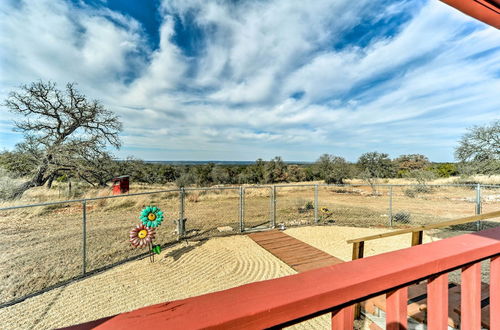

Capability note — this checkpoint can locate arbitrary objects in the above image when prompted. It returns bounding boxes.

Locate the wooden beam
[347,210,500,244]
[440,0,500,29]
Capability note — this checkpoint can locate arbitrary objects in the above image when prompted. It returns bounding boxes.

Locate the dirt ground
[0,225,444,330]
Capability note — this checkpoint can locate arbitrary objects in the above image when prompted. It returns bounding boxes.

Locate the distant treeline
[0,151,460,188]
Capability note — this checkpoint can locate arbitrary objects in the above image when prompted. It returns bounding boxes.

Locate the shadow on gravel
[165,240,206,261]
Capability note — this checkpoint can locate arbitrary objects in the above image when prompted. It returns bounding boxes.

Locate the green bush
[394,211,411,224]
[304,201,314,210]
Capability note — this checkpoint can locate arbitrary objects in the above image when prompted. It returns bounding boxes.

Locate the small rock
[217,226,234,232]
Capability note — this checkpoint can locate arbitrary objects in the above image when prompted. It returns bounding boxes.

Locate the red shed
[111,175,130,195]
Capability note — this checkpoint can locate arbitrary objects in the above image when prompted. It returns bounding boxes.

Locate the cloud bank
[0,0,499,161]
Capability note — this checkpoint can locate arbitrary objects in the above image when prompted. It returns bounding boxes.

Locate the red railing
[70,227,500,329]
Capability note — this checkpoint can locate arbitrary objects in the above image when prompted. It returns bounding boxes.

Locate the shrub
[404,188,416,198]
[0,168,23,200]
[304,201,314,210]
[393,211,411,224]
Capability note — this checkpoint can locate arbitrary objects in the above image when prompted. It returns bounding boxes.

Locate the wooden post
[427,273,449,329]
[352,241,364,260]
[239,187,244,233]
[331,305,354,330]
[352,241,364,319]
[411,231,423,246]
[461,262,481,329]
[491,255,499,329]
[314,184,319,224]
[386,287,408,330]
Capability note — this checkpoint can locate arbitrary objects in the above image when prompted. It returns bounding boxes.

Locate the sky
[0,0,499,162]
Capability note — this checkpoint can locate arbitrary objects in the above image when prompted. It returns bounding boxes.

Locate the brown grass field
[0,176,499,305]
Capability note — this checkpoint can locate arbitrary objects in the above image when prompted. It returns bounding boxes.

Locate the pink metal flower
[129,224,155,248]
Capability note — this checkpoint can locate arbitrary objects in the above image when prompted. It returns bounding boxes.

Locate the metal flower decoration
[151,245,162,255]
[129,224,156,248]
[140,206,164,228]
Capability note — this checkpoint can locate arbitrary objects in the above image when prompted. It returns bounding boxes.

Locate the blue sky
[0,0,499,162]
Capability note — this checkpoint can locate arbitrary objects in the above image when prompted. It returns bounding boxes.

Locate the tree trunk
[47,172,57,189]
[9,160,50,199]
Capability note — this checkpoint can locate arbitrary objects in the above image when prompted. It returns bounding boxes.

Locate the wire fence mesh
[317,184,392,227]
[275,185,315,227]
[243,186,272,231]
[481,185,500,229]
[85,191,179,273]
[183,188,240,240]
[0,202,82,305]
[0,183,499,307]
[390,185,476,227]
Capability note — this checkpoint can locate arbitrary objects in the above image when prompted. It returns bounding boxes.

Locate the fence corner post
[82,200,87,276]
[178,187,186,238]
[475,183,482,231]
[314,184,319,224]
[239,186,244,233]
[388,185,393,227]
[271,185,277,228]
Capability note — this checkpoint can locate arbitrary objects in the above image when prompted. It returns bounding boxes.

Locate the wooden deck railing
[347,210,500,261]
[68,226,500,329]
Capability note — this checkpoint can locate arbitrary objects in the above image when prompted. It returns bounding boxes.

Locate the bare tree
[455,120,500,175]
[3,81,122,198]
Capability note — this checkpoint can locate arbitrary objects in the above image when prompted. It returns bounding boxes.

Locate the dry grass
[0,180,499,305]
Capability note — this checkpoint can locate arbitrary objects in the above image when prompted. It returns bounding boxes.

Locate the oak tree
[3,81,122,198]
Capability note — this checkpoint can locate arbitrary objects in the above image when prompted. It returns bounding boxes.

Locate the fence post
[314,184,319,224]
[389,185,393,227]
[475,183,482,231]
[82,200,87,275]
[179,187,185,237]
[239,187,244,232]
[271,186,276,228]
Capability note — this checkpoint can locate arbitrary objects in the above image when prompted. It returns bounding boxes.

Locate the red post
[427,273,449,329]
[331,305,354,330]
[461,262,481,329]
[491,255,499,330]
[386,287,408,330]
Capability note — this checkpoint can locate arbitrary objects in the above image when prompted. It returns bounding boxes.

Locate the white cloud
[0,0,499,161]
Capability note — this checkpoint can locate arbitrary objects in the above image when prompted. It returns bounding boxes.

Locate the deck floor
[247,230,344,272]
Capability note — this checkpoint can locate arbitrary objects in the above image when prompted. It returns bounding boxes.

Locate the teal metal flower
[140,206,164,227]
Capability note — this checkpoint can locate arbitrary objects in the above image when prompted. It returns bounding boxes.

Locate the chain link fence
[242,186,273,231]
[0,183,499,307]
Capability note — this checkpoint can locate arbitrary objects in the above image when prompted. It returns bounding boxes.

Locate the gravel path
[0,235,294,330]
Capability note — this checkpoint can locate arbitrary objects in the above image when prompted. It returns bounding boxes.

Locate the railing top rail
[70,227,500,329]
[347,210,500,244]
